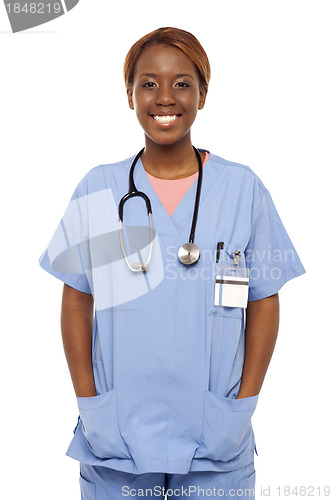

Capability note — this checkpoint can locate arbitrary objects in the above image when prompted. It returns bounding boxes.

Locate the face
[127,43,208,147]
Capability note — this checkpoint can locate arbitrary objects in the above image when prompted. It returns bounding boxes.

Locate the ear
[198,85,208,110]
[127,86,134,110]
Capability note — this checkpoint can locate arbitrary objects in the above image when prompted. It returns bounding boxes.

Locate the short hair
[123,27,211,89]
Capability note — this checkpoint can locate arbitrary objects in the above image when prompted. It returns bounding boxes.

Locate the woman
[39,27,306,499]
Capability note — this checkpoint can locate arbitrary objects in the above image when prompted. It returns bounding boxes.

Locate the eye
[142,82,157,88]
[175,82,190,88]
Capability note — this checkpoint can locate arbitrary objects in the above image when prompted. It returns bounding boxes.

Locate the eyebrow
[138,73,195,80]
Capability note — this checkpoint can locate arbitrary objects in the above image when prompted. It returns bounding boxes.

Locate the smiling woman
[39,26,306,500]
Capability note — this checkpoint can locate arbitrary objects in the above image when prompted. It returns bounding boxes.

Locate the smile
[151,114,181,124]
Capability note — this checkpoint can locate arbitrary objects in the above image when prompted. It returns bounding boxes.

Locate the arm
[236,292,279,399]
[60,283,97,397]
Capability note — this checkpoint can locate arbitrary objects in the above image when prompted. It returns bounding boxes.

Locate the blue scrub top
[39,149,306,475]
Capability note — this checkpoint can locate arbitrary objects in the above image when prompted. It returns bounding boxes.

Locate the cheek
[180,91,201,111]
[133,90,151,110]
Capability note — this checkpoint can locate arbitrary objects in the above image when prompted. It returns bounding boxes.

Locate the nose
[155,84,176,106]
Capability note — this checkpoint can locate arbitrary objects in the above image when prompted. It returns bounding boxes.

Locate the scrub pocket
[77,388,131,460]
[79,474,96,500]
[238,470,256,498]
[209,303,243,319]
[207,303,244,395]
[196,391,259,462]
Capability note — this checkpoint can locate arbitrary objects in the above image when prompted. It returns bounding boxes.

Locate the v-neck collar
[134,149,212,237]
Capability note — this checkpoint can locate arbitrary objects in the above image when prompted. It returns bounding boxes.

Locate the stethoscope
[118,146,203,272]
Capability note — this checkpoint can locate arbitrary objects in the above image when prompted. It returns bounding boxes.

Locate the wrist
[236,388,260,399]
[74,378,97,398]
[76,390,97,397]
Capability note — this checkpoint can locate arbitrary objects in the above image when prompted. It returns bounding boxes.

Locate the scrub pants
[79,461,256,500]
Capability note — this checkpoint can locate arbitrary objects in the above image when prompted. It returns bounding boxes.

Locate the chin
[146,132,189,148]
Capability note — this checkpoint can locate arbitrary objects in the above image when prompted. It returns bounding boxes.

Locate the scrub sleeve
[245,180,305,301]
[39,175,92,295]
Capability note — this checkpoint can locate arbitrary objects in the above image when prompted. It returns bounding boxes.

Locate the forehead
[134,44,199,78]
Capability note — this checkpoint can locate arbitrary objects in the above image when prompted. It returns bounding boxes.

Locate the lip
[149,114,182,128]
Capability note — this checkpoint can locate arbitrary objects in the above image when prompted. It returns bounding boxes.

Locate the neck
[140,137,204,180]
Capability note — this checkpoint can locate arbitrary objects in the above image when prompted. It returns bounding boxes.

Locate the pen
[216,241,224,263]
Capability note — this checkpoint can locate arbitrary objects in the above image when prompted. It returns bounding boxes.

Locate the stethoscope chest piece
[178,242,200,265]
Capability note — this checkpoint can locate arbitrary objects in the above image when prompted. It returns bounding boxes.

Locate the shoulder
[208,151,271,218]
[89,155,133,176]
[86,155,133,183]
[71,155,134,199]
[208,152,267,191]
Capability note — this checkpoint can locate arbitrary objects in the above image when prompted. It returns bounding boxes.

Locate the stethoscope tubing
[189,146,203,244]
[118,147,152,222]
[118,146,203,270]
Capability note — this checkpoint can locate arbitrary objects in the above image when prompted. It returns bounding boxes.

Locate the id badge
[214,265,249,308]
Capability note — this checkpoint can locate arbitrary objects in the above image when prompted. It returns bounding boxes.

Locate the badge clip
[230,250,241,265]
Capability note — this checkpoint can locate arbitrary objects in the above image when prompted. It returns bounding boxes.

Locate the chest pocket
[209,304,243,319]
[208,246,247,319]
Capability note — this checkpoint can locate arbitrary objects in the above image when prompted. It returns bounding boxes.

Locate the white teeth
[153,115,179,123]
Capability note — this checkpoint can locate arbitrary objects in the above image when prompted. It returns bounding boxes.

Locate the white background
[1,0,330,498]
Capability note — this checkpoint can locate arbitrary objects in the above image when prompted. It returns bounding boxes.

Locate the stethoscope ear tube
[118,147,150,222]
[118,214,154,272]
[118,191,152,222]
[129,147,145,193]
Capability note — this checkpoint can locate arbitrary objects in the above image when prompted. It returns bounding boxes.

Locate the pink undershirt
[144,152,210,217]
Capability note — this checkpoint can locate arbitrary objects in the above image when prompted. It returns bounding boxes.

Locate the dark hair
[123,27,211,89]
